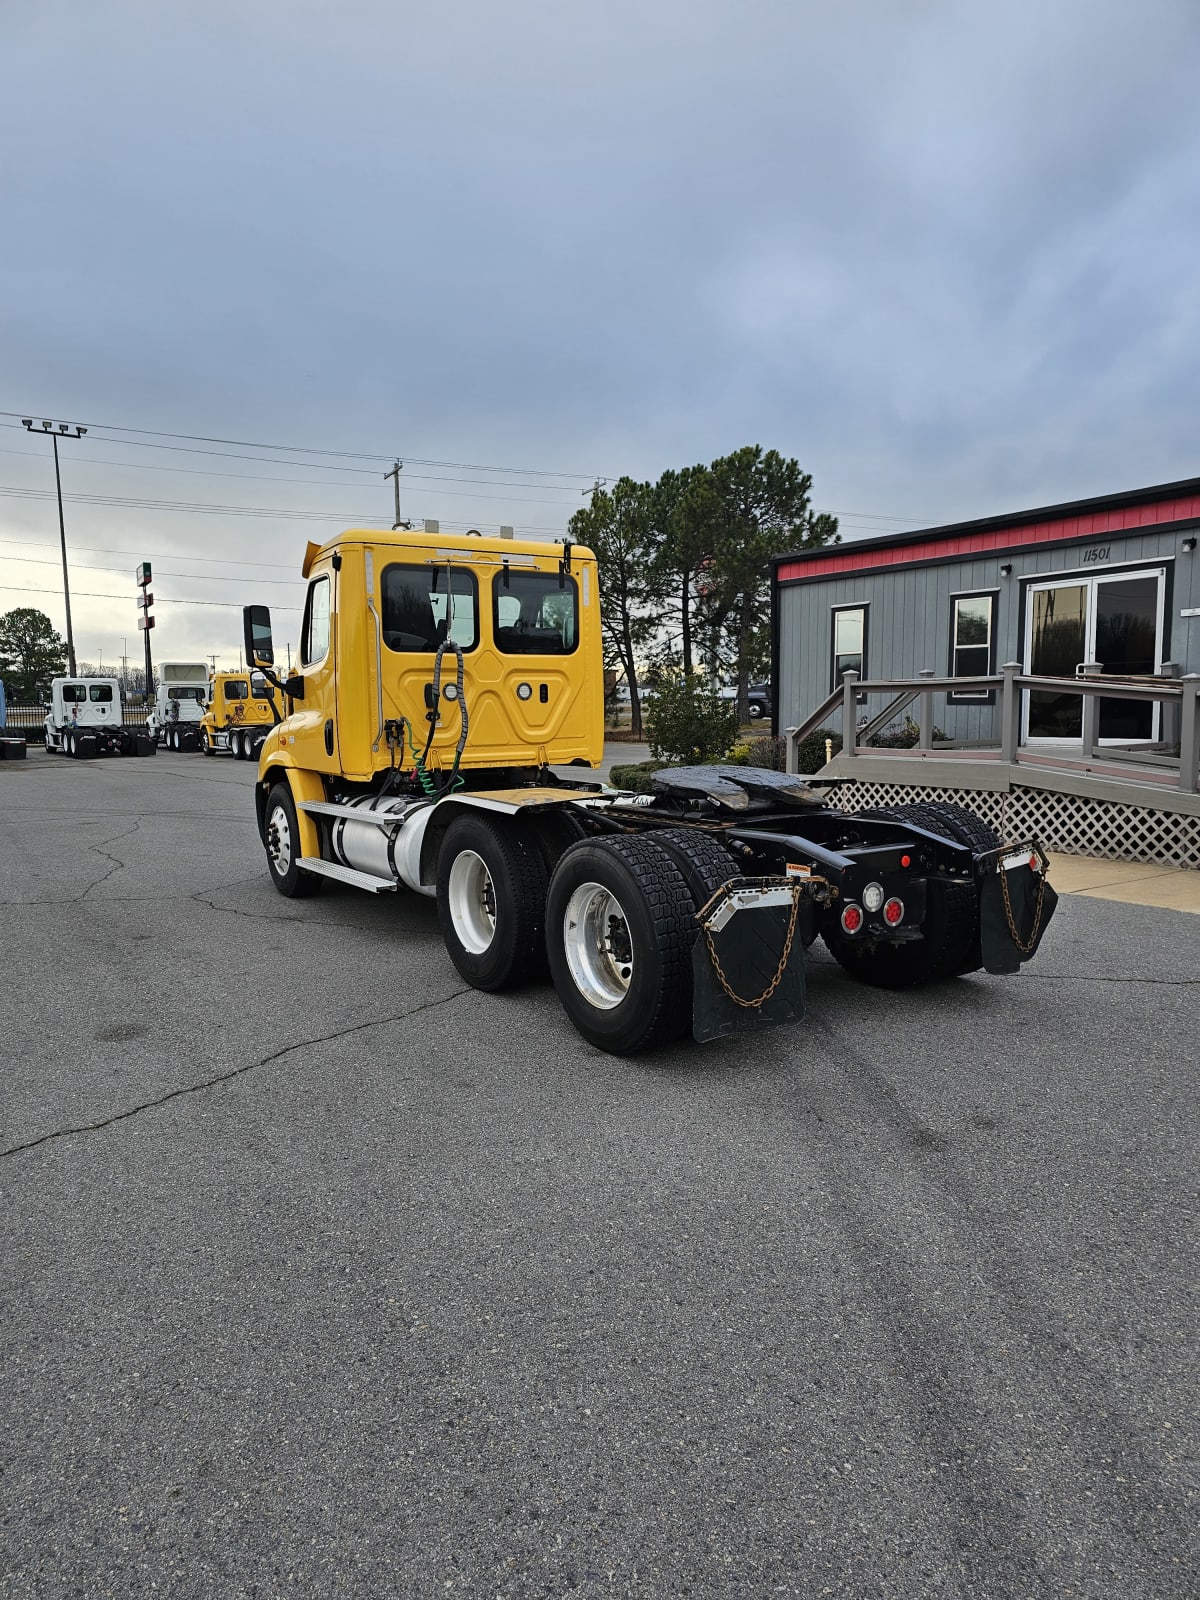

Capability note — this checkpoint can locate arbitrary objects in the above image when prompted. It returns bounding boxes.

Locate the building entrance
[1023,567,1164,743]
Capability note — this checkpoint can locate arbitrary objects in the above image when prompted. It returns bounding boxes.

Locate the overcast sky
[3,0,1199,669]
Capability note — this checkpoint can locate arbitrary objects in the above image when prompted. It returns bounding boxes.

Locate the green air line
[401,716,437,797]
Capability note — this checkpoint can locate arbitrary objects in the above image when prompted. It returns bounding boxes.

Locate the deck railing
[787,665,1200,795]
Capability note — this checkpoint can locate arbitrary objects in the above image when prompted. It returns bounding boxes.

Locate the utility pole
[22,418,86,675]
[385,460,411,529]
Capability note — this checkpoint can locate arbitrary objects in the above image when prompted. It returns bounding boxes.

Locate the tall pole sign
[136,562,154,700]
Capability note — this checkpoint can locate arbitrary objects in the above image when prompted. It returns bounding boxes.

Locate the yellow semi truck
[243,524,1056,1054]
[199,670,280,760]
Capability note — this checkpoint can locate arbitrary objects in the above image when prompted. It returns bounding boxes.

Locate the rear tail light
[840,903,864,935]
[883,897,905,926]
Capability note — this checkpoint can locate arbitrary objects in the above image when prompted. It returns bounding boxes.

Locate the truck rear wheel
[436,814,548,991]
[546,835,696,1055]
[859,800,1000,857]
[264,783,322,898]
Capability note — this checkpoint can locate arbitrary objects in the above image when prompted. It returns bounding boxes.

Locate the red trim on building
[777,493,1200,584]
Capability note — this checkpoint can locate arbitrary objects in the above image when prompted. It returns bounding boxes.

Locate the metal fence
[3,703,151,736]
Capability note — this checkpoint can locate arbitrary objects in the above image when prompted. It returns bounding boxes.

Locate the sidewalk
[1046,853,1200,915]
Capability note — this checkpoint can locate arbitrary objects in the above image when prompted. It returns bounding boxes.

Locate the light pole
[22,419,86,676]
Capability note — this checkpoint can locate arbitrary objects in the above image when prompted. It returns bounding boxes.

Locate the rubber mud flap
[980,863,1058,974]
[692,900,806,1043]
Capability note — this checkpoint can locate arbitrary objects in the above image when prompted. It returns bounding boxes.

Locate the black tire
[231,731,244,761]
[200,728,212,757]
[44,730,54,753]
[857,801,1000,856]
[546,834,697,1055]
[436,814,549,991]
[66,731,77,758]
[169,729,178,752]
[648,827,736,910]
[264,782,322,898]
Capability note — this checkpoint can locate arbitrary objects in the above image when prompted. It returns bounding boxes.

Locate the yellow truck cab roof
[301,528,594,578]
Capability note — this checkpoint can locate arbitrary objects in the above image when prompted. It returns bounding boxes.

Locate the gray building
[772,475,1200,748]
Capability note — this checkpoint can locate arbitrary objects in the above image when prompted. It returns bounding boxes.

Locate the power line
[0,484,571,526]
[0,533,298,570]
[0,441,593,498]
[0,410,610,482]
[2,551,303,587]
[0,581,301,612]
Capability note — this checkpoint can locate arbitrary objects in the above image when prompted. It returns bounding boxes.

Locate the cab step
[298,857,397,893]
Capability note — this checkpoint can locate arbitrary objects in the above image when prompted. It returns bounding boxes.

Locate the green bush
[644,673,740,765]
[795,727,843,773]
[608,759,667,793]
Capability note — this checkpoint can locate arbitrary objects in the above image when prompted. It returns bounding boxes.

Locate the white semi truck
[43,678,156,759]
[147,661,209,751]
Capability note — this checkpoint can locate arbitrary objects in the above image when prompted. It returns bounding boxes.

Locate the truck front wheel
[264,783,322,898]
[545,835,696,1055]
[436,814,548,991]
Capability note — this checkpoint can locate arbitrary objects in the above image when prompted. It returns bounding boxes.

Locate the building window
[949,591,997,701]
[831,605,867,692]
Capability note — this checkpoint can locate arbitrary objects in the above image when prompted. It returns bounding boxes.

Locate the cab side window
[225,680,249,701]
[301,575,331,668]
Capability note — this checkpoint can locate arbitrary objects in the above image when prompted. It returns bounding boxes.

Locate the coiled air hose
[419,639,469,796]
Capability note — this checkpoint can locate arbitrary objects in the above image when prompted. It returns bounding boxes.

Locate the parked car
[719,683,773,720]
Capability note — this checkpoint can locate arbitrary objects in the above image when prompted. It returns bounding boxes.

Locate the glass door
[1093,573,1160,740]
[1025,582,1087,739]
[1023,568,1164,743]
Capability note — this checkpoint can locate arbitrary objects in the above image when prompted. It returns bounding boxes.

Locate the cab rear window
[382,564,478,653]
[89,685,114,703]
[493,570,578,654]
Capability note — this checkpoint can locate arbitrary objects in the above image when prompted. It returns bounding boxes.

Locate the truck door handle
[324,719,334,755]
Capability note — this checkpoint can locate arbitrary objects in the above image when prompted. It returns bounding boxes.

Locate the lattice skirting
[831,780,1200,869]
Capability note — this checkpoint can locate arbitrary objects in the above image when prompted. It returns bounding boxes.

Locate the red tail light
[840,903,864,935]
[883,897,905,926]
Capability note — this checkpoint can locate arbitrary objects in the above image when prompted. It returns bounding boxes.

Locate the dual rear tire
[437,821,740,1054]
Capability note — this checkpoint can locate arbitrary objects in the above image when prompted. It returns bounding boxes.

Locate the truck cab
[148,661,209,750]
[43,678,154,758]
[200,670,280,760]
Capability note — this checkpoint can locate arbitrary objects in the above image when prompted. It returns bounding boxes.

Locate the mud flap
[980,854,1058,974]
[692,884,809,1043]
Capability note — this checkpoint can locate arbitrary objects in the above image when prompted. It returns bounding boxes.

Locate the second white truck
[147,661,209,751]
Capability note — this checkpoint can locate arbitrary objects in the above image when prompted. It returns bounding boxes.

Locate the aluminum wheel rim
[562,881,633,1010]
[448,849,496,954]
[267,803,292,877]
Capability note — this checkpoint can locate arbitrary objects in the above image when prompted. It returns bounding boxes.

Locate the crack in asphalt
[0,990,471,1160]
[79,819,144,899]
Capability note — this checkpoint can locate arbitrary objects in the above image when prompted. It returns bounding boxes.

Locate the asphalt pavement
[1,748,1197,1598]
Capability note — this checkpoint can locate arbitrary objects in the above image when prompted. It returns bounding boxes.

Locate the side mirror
[244,605,274,668]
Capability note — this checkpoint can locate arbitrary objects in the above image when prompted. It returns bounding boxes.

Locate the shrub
[644,672,740,765]
[794,728,843,773]
[608,759,669,793]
